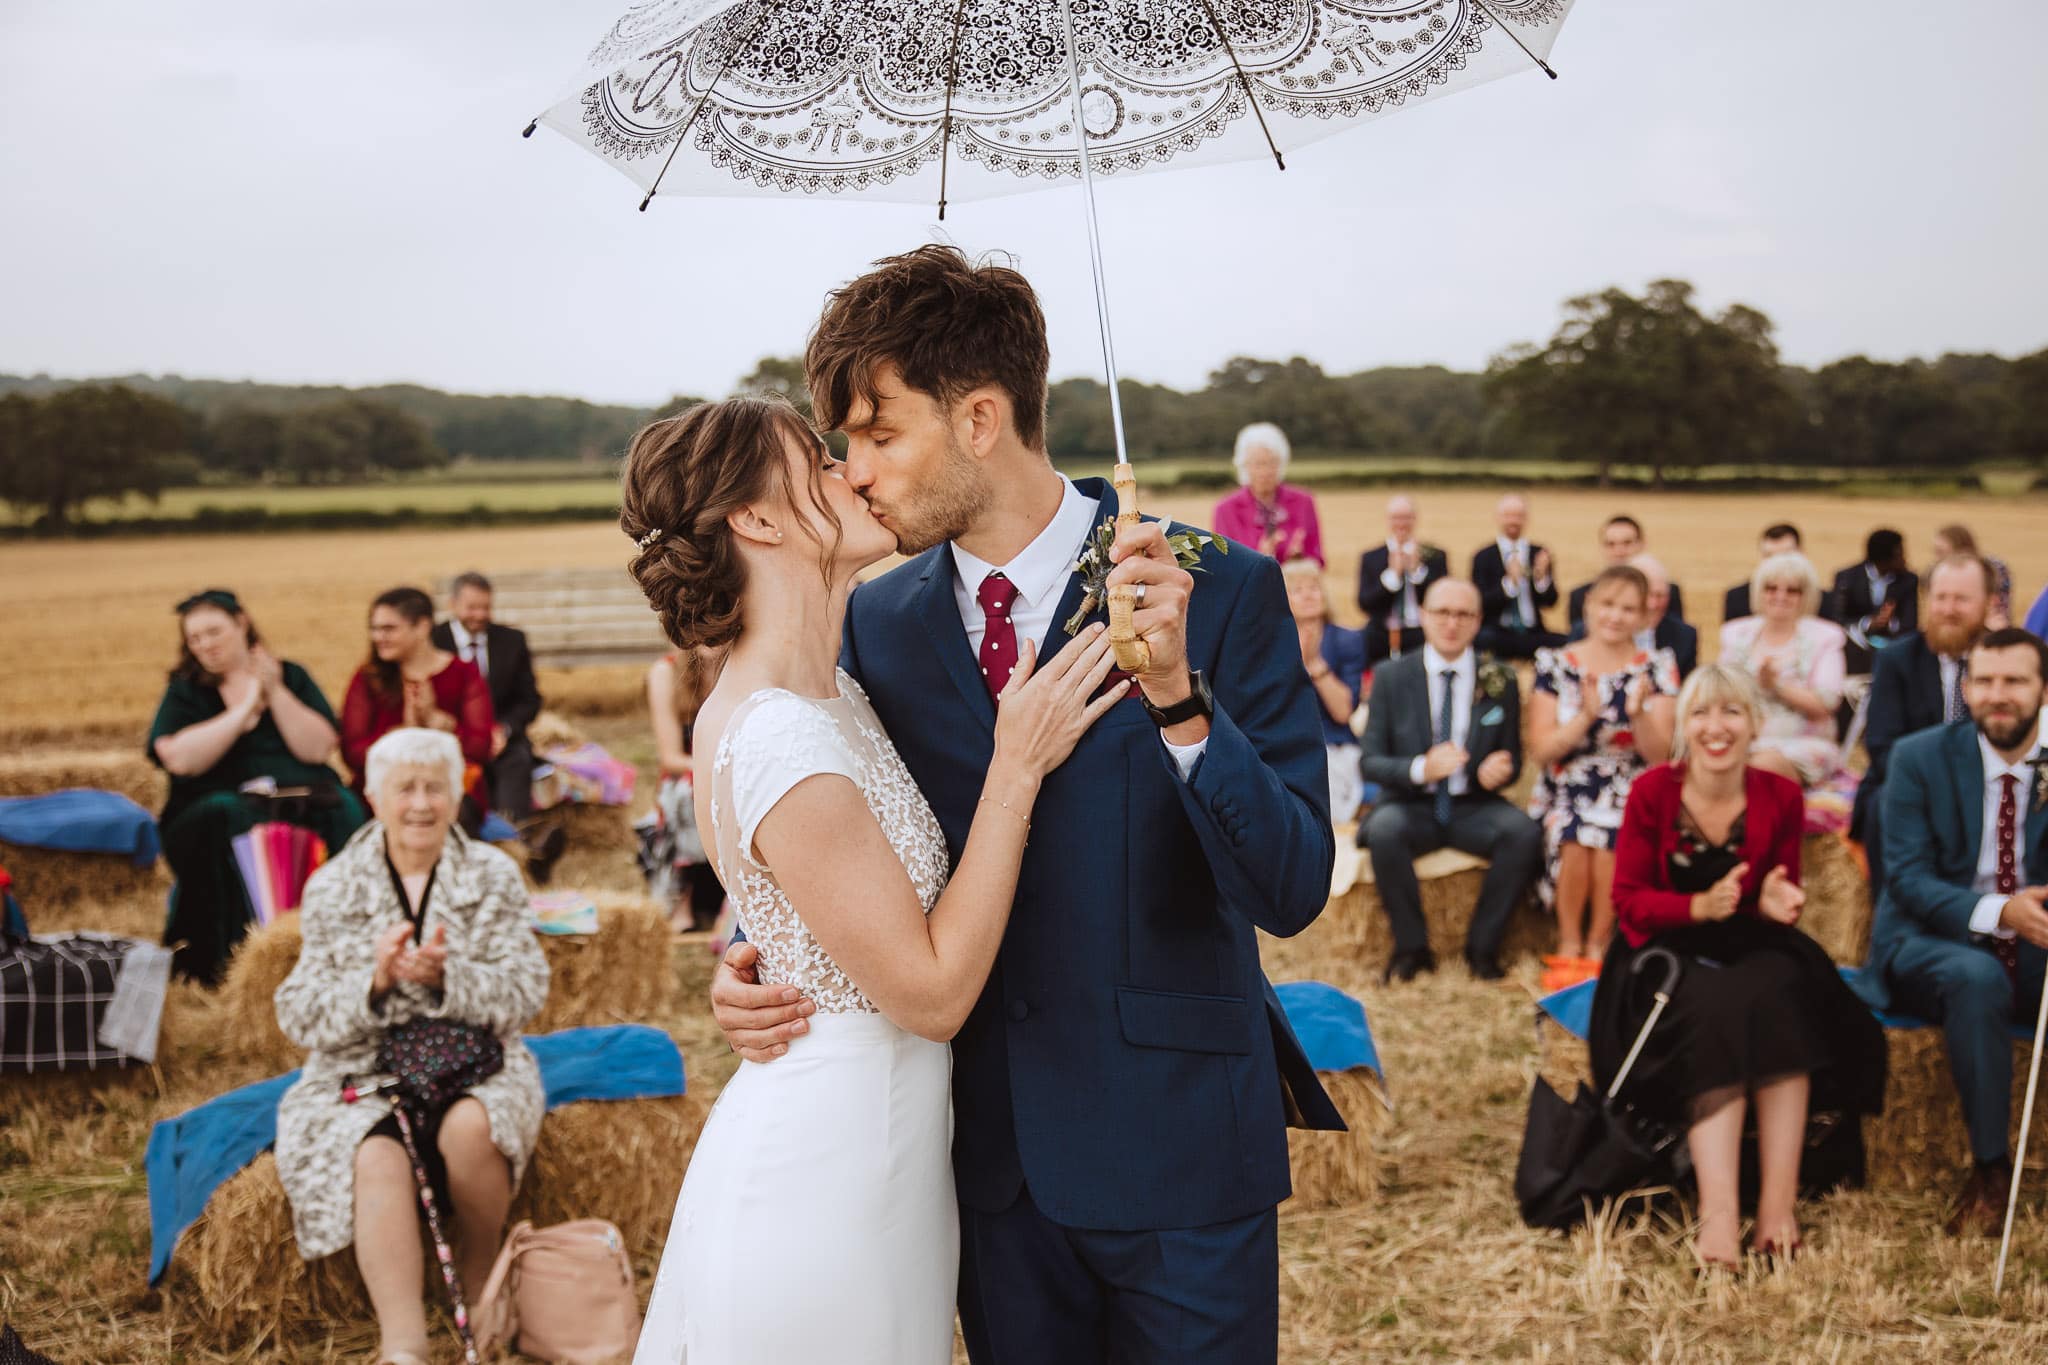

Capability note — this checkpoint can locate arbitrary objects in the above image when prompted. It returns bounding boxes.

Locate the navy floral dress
[1528,646,1680,907]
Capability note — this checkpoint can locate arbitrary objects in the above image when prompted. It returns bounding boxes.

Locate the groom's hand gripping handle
[1108,521,1205,745]
[711,940,815,1063]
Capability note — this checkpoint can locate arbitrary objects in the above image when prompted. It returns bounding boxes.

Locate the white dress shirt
[1407,644,1476,795]
[1967,730,2046,937]
[950,475,1206,778]
[447,620,489,682]
[1496,537,1550,628]
[1378,540,1430,627]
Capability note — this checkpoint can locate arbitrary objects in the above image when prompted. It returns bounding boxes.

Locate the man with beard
[1855,628,2048,1235]
[1854,555,1995,894]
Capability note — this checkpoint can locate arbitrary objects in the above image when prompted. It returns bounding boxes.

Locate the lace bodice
[709,670,950,1015]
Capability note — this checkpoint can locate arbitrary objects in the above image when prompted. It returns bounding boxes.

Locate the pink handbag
[474,1219,642,1363]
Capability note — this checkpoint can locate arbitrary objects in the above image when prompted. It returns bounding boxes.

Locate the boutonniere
[1477,659,1513,701]
[2033,758,2048,810]
[1063,517,1229,637]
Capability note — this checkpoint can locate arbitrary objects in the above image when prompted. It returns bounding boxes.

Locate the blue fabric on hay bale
[1275,980,1381,1078]
[144,1022,685,1284]
[0,790,161,866]
[1536,967,2035,1042]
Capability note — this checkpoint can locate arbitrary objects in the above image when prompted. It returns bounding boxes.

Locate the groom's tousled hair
[806,244,1050,451]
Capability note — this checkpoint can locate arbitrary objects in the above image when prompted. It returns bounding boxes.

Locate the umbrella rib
[639,0,784,211]
[1472,0,1559,79]
[1193,0,1285,171]
[937,0,971,220]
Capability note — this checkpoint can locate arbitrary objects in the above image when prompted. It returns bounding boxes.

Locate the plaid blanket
[0,933,146,1072]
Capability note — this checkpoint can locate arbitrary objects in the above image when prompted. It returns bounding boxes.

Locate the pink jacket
[1211,484,1324,566]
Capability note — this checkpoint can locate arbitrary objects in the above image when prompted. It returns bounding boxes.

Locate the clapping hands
[371,921,448,1000]
[1692,861,1748,923]
[1758,866,1804,925]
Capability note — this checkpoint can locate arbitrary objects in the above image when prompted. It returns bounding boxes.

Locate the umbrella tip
[522,119,538,138]
[1542,61,1558,79]
[938,200,948,222]
[638,191,653,213]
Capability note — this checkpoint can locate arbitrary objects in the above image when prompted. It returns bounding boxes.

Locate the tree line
[4,278,2044,526]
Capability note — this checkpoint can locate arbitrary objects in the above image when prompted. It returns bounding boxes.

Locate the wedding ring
[1133,584,1148,608]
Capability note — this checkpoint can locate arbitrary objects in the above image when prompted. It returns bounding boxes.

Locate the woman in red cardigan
[340,586,496,832]
[1590,664,1884,1268]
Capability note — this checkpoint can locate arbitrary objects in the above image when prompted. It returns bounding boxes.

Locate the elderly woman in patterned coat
[274,727,548,1365]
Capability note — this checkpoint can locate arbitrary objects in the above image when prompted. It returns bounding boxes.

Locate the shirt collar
[1977,730,2045,785]
[1422,644,1474,681]
[950,475,1099,611]
[1867,563,1894,585]
[450,621,483,647]
[1498,536,1527,556]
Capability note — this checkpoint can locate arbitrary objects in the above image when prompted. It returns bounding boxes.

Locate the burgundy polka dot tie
[978,572,1020,704]
[1992,773,2021,988]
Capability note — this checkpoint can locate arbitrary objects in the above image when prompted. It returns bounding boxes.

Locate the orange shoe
[1539,955,1581,994]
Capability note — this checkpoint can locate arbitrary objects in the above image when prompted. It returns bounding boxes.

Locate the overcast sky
[3,1,2043,408]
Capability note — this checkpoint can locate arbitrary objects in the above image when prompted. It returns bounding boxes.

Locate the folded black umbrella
[1515,947,1684,1231]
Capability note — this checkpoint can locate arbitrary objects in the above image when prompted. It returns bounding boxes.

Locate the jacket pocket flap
[1115,986,1252,1055]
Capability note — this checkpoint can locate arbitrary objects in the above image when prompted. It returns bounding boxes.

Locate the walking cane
[1995,978,2048,1293]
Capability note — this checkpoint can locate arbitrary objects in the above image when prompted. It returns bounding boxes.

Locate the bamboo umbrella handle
[1107,462,1151,674]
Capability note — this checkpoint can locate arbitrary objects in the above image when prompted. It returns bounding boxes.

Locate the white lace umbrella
[528,0,1576,667]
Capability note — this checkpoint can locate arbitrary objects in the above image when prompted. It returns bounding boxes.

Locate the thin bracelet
[978,794,1031,832]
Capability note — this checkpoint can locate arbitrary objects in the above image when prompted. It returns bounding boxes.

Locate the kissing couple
[622,246,1342,1365]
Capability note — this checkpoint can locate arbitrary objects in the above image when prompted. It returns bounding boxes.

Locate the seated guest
[1596,665,1885,1267]
[1722,522,1803,622]
[1930,524,2012,628]
[1857,629,2048,1236]
[1211,422,1324,565]
[274,728,549,1365]
[1283,559,1369,823]
[1472,492,1564,659]
[1826,528,1917,673]
[1530,566,1678,989]
[342,587,495,835]
[1716,552,1847,786]
[1568,516,1687,629]
[1855,554,1994,895]
[148,589,367,983]
[430,573,543,822]
[1567,554,1697,679]
[646,644,727,932]
[1358,579,1542,983]
[1356,493,1449,667]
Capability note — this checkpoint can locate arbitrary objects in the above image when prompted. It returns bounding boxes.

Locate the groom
[712,245,1341,1362]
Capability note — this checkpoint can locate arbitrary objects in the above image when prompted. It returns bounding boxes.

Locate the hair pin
[634,527,664,552]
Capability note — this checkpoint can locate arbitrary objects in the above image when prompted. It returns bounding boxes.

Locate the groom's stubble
[876,426,994,557]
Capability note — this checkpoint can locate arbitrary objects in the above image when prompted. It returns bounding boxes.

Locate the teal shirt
[146,661,345,823]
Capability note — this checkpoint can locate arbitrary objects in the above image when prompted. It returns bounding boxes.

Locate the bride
[621,395,1126,1364]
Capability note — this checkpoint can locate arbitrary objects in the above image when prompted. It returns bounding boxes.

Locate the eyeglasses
[1425,608,1481,622]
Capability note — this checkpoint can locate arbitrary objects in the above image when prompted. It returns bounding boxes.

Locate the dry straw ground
[6,487,2048,1361]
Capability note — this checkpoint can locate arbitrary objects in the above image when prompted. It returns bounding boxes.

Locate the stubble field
[6,485,2048,1362]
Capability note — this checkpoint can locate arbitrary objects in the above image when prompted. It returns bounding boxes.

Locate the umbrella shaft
[1058,0,1129,466]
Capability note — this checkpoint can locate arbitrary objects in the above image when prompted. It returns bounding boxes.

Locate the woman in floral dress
[1527,565,1679,989]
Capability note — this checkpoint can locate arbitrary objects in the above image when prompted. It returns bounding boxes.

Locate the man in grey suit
[1359,578,1543,983]
[1856,628,2048,1235]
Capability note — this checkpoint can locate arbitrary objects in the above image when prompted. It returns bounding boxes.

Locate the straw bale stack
[173,1093,704,1341]
[536,802,644,895]
[213,893,677,1071]
[1867,1027,2030,1194]
[0,843,166,913]
[1535,1013,1594,1097]
[1797,832,1872,966]
[0,748,165,810]
[1315,843,1547,972]
[1285,1070,1389,1208]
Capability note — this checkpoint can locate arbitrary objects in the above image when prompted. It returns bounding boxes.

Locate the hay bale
[531,893,678,1031]
[1285,1069,1388,1209]
[532,801,644,895]
[1867,1027,2031,1195]
[0,842,167,913]
[0,748,165,811]
[1799,832,1872,966]
[0,978,215,1122]
[1315,846,1547,972]
[1535,1014,1594,1096]
[174,1093,705,1341]
[214,894,677,1070]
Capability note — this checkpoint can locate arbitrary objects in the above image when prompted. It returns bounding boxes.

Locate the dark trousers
[486,733,536,821]
[1888,935,2048,1164]
[958,1184,1278,1365]
[1363,620,1418,669]
[1476,624,1567,660]
[1361,794,1543,961]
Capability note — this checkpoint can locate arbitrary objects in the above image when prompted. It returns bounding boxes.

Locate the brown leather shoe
[1945,1160,2012,1238]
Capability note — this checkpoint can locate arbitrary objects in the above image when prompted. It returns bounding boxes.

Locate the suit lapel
[1038,476,1117,672]
[917,549,997,732]
[1954,724,1985,859]
[1914,641,1942,721]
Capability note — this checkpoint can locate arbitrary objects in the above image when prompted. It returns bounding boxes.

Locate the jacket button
[1009,999,1030,1022]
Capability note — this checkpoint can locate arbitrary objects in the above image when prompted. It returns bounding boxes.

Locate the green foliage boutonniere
[1063,518,1229,637]
[1478,658,1514,702]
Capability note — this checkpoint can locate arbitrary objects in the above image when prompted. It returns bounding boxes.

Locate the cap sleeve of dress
[726,693,864,863]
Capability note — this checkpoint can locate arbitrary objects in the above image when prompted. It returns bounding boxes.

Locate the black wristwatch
[1142,670,1214,728]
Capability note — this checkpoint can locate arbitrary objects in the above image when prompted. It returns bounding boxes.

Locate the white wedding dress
[636,671,959,1365]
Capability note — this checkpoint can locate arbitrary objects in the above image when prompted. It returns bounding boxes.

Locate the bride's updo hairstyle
[621,395,844,651]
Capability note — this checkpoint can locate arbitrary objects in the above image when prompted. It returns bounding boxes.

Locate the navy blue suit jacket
[1850,632,1947,840]
[840,477,1341,1232]
[1859,722,2048,1010]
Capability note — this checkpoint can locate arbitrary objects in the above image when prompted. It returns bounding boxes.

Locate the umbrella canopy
[533,0,1574,211]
